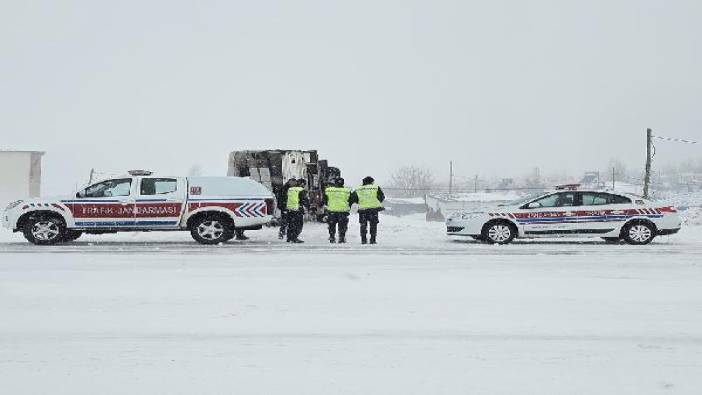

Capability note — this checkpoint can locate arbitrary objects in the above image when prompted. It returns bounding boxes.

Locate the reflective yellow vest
[287,187,303,210]
[325,186,351,213]
[355,184,382,210]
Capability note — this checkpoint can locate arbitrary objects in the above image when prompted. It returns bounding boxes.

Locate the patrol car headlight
[450,212,482,220]
[5,200,23,211]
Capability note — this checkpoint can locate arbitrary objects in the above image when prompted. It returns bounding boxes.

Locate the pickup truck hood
[6,196,71,206]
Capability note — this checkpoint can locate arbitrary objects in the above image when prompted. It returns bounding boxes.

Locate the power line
[652,135,700,145]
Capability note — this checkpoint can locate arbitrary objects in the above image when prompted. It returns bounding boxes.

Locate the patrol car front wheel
[622,221,656,245]
[190,216,234,245]
[23,216,66,245]
[482,221,516,245]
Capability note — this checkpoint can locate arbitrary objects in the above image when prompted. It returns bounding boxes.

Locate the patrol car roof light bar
[554,183,581,191]
[128,170,153,176]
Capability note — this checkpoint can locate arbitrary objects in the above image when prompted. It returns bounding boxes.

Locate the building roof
[0,149,45,155]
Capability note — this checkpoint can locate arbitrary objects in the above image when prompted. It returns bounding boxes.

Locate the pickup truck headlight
[5,200,24,211]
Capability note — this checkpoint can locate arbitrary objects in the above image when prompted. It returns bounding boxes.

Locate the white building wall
[0,151,43,204]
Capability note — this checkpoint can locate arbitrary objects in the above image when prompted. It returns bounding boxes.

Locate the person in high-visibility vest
[285,179,309,243]
[323,177,353,243]
[350,176,386,244]
[277,179,296,240]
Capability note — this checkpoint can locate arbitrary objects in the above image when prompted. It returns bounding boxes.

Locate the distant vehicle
[2,171,275,245]
[228,149,341,220]
[446,186,681,245]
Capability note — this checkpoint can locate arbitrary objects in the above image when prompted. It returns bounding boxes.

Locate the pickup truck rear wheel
[23,216,66,245]
[190,215,234,245]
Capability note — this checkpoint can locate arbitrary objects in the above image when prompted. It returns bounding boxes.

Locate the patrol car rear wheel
[23,216,66,245]
[190,215,234,245]
[622,221,655,245]
[482,221,516,245]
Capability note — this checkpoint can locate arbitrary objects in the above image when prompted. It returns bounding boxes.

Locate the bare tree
[188,164,204,177]
[524,167,544,189]
[388,166,435,197]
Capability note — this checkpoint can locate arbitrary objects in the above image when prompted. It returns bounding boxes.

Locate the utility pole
[88,168,95,184]
[612,167,615,190]
[474,174,478,193]
[448,161,453,197]
[643,128,652,198]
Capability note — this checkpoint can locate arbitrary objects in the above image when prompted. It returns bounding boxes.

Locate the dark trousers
[286,210,304,241]
[358,210,379,242]
[278,210,288,237]
[327,212,349,240]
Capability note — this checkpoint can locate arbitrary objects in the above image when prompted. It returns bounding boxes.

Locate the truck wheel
[23,216,66,245]
[622,221,655,245]
[190,215,234,245]
[482,221,516,244]
[63,230,83,242]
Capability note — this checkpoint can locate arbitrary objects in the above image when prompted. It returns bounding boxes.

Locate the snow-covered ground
[1,215,702,394]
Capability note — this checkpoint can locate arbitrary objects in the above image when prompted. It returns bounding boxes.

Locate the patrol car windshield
[499,193,542,207]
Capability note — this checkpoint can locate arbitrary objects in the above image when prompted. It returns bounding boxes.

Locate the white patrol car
[2,171,275,245]
[446,186,682,245]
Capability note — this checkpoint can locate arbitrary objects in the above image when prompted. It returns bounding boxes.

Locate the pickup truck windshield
[83,178,132,198]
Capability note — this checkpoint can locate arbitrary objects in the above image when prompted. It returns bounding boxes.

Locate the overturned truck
[227,150,341,220]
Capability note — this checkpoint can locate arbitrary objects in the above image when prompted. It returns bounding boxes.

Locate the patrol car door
[577,192,630,235]
[520,192,578,237]
[71,178,136,228]
[135,177,186,228]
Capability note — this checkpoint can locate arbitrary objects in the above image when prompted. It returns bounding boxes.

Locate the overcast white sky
[1,0,701,194]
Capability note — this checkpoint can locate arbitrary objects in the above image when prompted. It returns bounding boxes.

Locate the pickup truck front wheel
[190,215,234,245]
[23,216,66,245]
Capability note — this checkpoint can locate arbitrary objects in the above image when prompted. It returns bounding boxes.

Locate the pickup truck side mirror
[527,202,541,209]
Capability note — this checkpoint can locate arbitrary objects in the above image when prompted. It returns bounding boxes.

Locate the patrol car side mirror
[527,202,541,209]
[76,190,85,198]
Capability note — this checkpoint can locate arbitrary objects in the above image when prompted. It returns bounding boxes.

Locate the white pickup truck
[2,171,275,245]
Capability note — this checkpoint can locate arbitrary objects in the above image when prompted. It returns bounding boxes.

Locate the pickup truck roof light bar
[128,170,153,176]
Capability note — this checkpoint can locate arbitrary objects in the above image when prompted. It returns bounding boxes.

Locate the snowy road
[1,218,702,394]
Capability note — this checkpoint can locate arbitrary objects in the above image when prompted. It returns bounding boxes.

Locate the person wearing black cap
[286,179,309,243]
[350,176,386,244]
[323,177,352,243]
[277,178,297,239]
